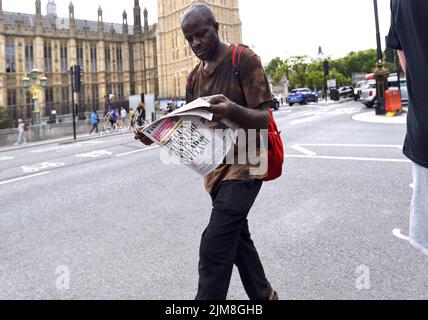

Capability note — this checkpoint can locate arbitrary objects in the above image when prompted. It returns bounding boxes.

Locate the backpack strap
[232,44,248,106]
[186,63,200,98]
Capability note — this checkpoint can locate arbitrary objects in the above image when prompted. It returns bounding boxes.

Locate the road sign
[327,79,337,88]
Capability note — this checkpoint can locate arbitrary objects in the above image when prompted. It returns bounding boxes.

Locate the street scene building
[0,0,242,122]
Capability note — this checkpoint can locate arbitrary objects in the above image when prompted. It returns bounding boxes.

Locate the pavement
[3,99,426,300]
[0,128,134,154]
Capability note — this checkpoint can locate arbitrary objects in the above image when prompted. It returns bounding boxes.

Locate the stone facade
[0,0,241,121]
[157,0,242,100]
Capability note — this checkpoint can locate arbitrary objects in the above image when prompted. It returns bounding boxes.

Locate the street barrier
[385,88,402,117]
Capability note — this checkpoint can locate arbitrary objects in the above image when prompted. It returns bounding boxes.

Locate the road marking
[116,146,159,158]
[290,145,317,156]
[393,229,410,241]
[290,116,323,125]
[21,162,65,173]
[0,171,51,186]
[295,143,402,148]
[75,150,113,158]
[0,156,15,161]
[285,154,410,163]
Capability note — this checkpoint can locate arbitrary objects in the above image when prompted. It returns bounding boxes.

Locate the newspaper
[139,96,239,176]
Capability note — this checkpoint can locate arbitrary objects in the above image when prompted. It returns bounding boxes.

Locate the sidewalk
[352,108,407,124]
[0,128,133,153]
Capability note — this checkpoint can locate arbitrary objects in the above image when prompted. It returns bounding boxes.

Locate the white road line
[116,146,159,158]
[290,145,317,156]
[285,154,410,163]
[393,229,410,241]
[0,171,51,186]
[0,156,15,161]
[295,144,402,148]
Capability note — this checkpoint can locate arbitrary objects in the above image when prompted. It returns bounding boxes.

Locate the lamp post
[373,0,389,115]
[22,68,47,125]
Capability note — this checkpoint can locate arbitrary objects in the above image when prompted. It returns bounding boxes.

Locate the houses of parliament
[0,0,241,120]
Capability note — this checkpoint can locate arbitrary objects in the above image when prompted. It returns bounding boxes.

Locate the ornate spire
[69,1,74,20]
[35,0,42,16]
[144,8,148,32]
[133,0,142,35]
[123,10,128,25]
[98,5,103,23]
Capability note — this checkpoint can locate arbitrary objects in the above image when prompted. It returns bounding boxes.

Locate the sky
[2,0,392,64]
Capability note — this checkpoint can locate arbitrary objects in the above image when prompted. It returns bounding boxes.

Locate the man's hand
[134,130,154,146]
[209,94,237,123]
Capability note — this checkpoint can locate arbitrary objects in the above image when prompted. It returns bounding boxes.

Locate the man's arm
[398,50,407,72]
[210,95,270,130]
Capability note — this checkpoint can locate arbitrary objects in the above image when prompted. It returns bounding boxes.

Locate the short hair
[181,2,216,26]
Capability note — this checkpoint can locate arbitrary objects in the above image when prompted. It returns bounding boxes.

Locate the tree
[0,106,14,129]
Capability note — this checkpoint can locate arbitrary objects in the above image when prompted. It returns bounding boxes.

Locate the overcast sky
[2,0,392,64]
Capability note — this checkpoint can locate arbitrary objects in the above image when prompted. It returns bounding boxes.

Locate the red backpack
[232,44,284,182]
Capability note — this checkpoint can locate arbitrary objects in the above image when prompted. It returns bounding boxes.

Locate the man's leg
[196,180,263,300]
[234,219,273,300]
[409,162,428,255]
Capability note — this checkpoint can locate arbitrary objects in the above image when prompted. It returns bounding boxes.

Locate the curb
[0,130,133,154]
[352,110,407,125]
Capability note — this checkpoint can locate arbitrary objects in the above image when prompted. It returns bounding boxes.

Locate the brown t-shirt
[186,44,272,194]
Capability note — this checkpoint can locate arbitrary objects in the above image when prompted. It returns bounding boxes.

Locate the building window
[105,47,111,72]
[90,45,97,73]
[44,43,53,73]
[25,41,34,73]
[61,87,70,114]
[117,84,124,98]
[77,43,84,69]
[116,47,123,72]
[6,43,16,73]
[60,44,68,73]
[45,87,54,116]
[7,89,17,106]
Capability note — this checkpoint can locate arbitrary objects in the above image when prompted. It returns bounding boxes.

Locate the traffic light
[73,65,81,93]
[323,60,329,76]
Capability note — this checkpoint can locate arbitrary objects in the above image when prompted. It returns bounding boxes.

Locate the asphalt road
[1,100,427,300]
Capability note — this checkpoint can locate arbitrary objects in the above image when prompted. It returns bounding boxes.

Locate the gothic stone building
[0,0,241,121]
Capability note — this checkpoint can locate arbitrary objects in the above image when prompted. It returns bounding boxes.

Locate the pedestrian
[387,0,428,255]
[121,107,127,129]
[14,119,27,145]
[129,108,135,131]
[135,100,147,127]
[90,110,99,135]
[135,3,278,300]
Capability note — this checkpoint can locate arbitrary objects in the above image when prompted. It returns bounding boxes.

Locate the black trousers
[196,179,272,300]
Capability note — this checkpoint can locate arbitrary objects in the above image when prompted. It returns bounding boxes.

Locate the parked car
[270,95,280,110]
[360,77,408,108]
[360,80,378,108]
[353,80,368,100]
[338,86,354,99]
[287,88,319,106]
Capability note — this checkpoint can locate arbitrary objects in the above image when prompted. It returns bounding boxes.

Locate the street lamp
[373,0,389,115]
[22,69,48,125]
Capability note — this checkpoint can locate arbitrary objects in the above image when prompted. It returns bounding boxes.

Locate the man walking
[136,3,277,300]
[387,0,428,255]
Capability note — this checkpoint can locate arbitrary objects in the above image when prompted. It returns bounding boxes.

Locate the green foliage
[265,49,381,89]
[0,105,14,129]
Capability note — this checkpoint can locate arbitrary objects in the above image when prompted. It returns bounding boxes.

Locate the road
[1,100,427,300]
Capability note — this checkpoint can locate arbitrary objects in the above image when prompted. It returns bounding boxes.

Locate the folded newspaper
[139,96,239,176]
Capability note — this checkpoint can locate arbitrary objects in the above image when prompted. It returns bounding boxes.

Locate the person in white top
[120,107,127,129]
[15,119,26,145]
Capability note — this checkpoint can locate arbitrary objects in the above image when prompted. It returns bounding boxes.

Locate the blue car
[288,88,319,106]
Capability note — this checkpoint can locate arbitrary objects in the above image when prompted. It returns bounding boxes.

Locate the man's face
[182,13,219,61]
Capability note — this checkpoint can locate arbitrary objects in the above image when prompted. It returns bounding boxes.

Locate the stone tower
[157,0,242,100]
